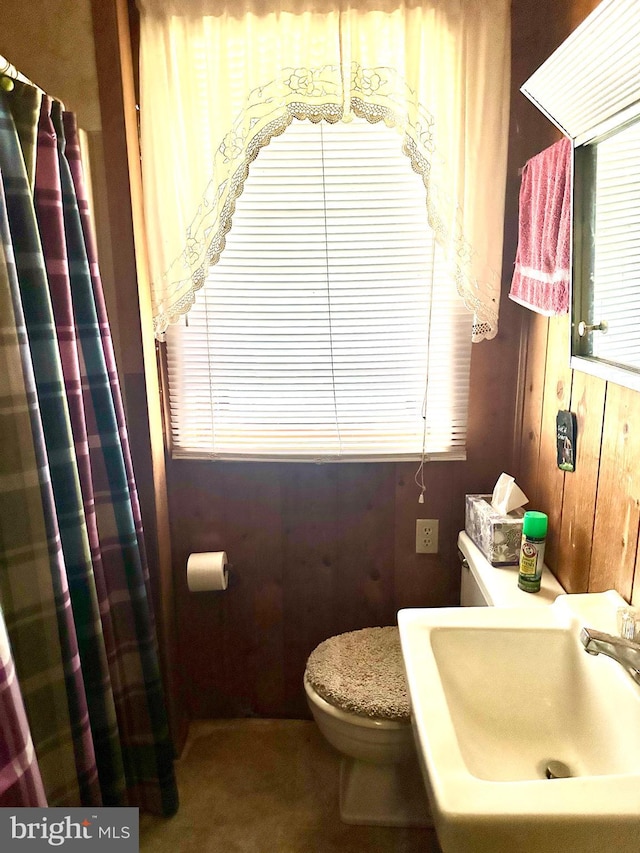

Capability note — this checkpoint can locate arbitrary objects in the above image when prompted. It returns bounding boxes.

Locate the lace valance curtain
[138,0,510,341]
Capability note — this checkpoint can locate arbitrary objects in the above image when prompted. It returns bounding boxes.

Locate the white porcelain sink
[398,592,640,853]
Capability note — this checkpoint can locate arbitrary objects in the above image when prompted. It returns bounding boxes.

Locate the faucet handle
[617,607,640,641]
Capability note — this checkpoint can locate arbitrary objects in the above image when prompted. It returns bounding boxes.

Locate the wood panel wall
[511,0,640,607]
[170,460,470,718]
[516,312,640,606]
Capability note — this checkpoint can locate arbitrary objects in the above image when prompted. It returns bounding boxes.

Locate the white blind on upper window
[165,117,472,461]
[521,0,640,143]
[591,118,640,368]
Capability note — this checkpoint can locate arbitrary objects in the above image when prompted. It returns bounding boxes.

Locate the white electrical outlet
[416,519,439,554]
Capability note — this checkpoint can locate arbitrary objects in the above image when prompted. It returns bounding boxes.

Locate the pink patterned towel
[509,137,572,315]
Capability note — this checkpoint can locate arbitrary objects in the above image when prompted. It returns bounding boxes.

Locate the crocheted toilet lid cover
[305,626,410,720]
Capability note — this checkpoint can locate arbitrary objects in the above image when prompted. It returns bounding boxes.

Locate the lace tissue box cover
[465,495,525,566]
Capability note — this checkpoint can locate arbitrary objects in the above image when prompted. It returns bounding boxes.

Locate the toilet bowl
[303,674,413,764]
[304,626,428,827]
[304,529,565,827]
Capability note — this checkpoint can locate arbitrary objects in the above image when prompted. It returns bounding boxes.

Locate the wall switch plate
[416,519,439,554]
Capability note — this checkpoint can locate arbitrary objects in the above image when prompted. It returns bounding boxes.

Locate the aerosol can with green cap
[517,511,548,593]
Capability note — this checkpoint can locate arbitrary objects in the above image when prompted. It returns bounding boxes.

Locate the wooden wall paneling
[507,0,630,601]
[465,308,523,492]
[510,309,531,478]
[507,0,572,474]
[168,461,228,718]
[81,132,123,379]
[209,462,260,718]
[532,315,572,568]
[281,464,339,718]
[589,383,640,600]
[394,462,457,611]
[632,561,640,607]
[516,313,549,504]
[168,458,474,720]
[507,0,567,487]
[569,0,605,28]
[555,371,605,593]
[218,463,286,717]
[335,464,396,632]
[169,461,287,717]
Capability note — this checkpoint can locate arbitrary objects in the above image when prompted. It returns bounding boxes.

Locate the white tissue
[490,473,528,516]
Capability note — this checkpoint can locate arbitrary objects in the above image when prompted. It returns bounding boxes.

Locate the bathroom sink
[398,593,640,853]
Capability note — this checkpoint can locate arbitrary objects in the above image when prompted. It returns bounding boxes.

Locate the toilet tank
[458,531,564,608]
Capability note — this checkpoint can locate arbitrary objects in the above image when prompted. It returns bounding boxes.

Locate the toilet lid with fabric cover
[305,626,410,721]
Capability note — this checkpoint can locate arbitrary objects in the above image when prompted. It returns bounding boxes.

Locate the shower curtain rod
[0,54,37,86]
[0,53,58,102]
[0,54,66,109]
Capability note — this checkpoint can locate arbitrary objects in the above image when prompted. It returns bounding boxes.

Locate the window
[578,117,640,370]
[166,116,472,461]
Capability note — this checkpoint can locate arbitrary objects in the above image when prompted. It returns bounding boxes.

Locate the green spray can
[517,511,548,593]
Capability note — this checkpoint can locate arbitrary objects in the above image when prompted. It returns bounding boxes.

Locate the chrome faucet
[580,627,640,686]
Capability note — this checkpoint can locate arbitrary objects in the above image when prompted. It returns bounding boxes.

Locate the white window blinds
[521,0,640,144]
[165,117,472,461]
[591,118,640,368]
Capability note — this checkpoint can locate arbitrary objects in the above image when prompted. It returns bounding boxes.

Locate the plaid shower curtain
[0,82,178,815]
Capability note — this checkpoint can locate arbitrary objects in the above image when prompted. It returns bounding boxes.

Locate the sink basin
[432,624,639,782]
[398,593,640,853]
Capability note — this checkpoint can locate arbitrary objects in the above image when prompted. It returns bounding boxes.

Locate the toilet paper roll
[187,551,229,592]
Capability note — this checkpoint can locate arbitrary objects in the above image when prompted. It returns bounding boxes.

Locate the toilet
[304,529,565,827]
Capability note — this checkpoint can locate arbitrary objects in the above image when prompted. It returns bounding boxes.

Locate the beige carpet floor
[141,719,442,852]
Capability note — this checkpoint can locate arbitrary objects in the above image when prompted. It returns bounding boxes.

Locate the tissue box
[465,495,525,566]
